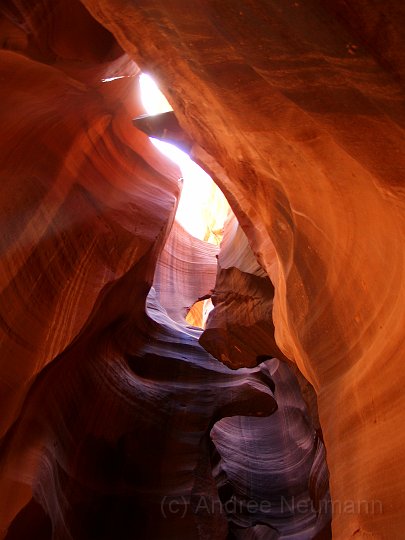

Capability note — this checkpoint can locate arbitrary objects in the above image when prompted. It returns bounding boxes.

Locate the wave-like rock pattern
[150,214,331,538]
[0,1,183,533]
[211,359,330,539]
[82,2,405,537]
[201,215,322,436]
[153,221,218,323]
[2,281,277,540]
[1,0,405,538]
[0,4,326,540]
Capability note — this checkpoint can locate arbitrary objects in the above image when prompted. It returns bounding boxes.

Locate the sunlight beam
[139,74,229,245]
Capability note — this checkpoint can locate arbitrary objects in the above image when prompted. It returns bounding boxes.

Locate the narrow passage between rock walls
[139,73,230,329]
[138,73,331,540]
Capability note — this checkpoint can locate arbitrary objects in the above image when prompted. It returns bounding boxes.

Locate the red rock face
[152,221,219,324]
[80,2,405,538]
[200,214,322,434]
[1,0,404,539]
[199,214,288,369]
[0,0,180,533]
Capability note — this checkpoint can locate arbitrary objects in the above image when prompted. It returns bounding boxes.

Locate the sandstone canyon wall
[0,0,405,539]
[79,1,405,537]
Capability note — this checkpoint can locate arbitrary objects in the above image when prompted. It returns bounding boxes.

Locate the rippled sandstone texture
[211,358,330,538]
[149,213,331,539]
[80,1,405,538]
[0,1,328,539]
[149,210,331,538]
[153,221,218,324]
[201,214,322,435]
[1,0,405,539]
[0,0,179,533]
[200,214,289,369]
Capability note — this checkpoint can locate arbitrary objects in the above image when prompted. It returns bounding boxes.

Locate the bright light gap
[139,74,230,328]
[139,73,230,246]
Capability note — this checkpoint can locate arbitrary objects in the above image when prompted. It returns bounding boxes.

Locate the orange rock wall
[0,0,405,538]
[0,1,181,532]
[81,1,405,538]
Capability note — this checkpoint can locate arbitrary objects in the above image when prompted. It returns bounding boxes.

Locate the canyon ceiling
[0,1,404,539]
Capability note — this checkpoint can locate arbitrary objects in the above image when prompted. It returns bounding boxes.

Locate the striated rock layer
[152,221,218,324]
[1,0,405,539]
[0,1,330,539]
[80,1,405,538]
[200,214,289,369]
[2,283,278,540]
[201,214,322,436]
[0,0,183,533]
[149,213,331,538]
[211,359,330,539]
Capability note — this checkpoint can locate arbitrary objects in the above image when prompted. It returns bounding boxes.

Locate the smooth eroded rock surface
[81,1,405,537]
[1,0,405,538]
